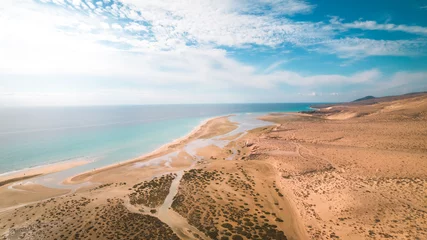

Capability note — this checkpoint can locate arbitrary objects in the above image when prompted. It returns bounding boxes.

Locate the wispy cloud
[111,0,328,48]
[329,16,427,36]
[267,68,382,86]
[316,38,427,59]
[240,0,315,16]
[264,60,289,73]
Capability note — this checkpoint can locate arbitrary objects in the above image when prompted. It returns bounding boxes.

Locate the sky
[1,0,427,106]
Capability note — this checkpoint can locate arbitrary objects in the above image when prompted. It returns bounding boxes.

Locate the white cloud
[111,23,122,30]
[359,71,427,98]
[0,0,426,106]
[239,0,315,16]
[266,68,381,86]
[264,60,289,73]
[0,0,329,79]
[0,1,414,86]
[297,92,318,97]
[388,71,427,89]
[124,22,147,32]
[18,0,424,58]
[71,0,82,9]
[330,17,427,36]
[86,1,96,9]
[324,16,427,58]
[100,22,110,29]
[2,69,427,106]
[117,0,329,48]
[317,38,426,59]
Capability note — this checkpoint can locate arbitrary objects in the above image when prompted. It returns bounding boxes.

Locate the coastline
[0,115,224,187]
[0,159,92,187]
[65,115,233,184]
[1,94,426,240]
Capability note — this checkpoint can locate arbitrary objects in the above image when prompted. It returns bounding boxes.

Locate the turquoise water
[0,104,312,175]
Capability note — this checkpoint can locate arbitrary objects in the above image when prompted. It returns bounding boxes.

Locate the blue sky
[1,0,427,106]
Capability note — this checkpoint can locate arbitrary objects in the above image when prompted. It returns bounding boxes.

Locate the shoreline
[0,115,224,188]
[0,110,300,187]
[64,115,232,184]
[0,159,92,187]
[0,156,94,178]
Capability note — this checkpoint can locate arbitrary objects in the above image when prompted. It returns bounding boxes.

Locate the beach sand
[0,116,247,239]
[1,93,426,239]
[64,115,237,184]
[0,183,70,210]
[0,159,91,187]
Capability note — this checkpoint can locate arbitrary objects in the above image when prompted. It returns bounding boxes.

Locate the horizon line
[0,102,338,108]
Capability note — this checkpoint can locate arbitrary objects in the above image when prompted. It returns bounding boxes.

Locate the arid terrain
[1,93,426,240]
[256,93,427,239]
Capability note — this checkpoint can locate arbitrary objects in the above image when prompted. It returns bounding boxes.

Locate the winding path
[157,171,208,240]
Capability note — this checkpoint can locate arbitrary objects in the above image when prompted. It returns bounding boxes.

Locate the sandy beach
[1,93,426,239]
[65,115,237,184]
[0,159,91,187]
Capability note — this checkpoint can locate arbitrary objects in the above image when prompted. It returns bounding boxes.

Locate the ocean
[0,103,312,175]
